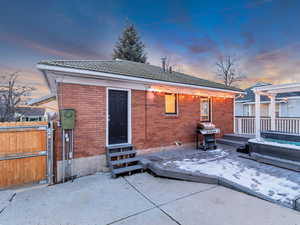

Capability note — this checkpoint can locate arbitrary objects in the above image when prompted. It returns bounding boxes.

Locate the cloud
[187,37,219,55]
[239,42,300,87]
[147,41,218,83]
[220,0,273,13]
[0,65,50,97]
[0,32,108,59]
[150,38,300,89]
[171,36,220,57]
[241,32,255,48]
[2,0,300,92]
[255,42,300,61]
[245,0,273,9]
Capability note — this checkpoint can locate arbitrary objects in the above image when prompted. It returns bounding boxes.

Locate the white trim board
[242,100,286,105]
[106,87,132,147]
[37,64,243,94]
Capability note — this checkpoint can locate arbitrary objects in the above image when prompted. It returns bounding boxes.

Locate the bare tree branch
[0,72,34,122]
[215,55,246,87]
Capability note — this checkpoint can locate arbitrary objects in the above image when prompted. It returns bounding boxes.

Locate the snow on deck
[163,149,300,206]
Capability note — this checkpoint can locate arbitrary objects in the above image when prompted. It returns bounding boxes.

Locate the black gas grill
[196,122,220,150]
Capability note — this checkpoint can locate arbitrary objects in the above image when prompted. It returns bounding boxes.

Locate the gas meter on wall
[60,109,76,129]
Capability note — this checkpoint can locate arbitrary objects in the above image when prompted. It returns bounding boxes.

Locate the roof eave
[28,94,56,106]
[37,66,51,91]
[36,63,244,94]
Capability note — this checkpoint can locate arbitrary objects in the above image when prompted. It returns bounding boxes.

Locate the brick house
[37,59,242,181]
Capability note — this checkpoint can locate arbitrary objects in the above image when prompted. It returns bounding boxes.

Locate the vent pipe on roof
[161,57,167,72]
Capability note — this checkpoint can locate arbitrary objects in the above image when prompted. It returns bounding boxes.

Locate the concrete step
[110,157,140,166]
[112,164,144,177]
[106,144,133,153]
[217,138,246,147]
[109,150,136,158]
[223,134,253,142]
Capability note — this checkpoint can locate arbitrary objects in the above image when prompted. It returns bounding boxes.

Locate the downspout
[53,75,64,183]
[71,128,74,181]
[255,91,261,141]
[62,129,65,182]
[144,87,148,142]
[233,96,236,133]
[56,74,66,183]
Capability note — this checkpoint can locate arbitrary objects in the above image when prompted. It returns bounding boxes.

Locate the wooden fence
[235,117,300,135]
[0,121,53,189]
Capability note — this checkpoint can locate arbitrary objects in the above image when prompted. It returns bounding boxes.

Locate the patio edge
[142,159,300,212]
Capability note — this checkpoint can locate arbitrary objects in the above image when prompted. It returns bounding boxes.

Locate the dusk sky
[1,0,300,97]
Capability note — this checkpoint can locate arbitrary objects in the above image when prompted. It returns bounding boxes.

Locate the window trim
[165,93,178,115]
[200,97,211,122]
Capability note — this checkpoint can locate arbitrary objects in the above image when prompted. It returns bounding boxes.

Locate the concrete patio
[140,144,300,210]
[0,172,300,225]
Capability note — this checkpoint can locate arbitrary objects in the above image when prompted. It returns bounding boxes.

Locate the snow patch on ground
[169,158,300,205]
[163,149,228,166]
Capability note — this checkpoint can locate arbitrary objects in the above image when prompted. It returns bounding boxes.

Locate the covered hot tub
[248,131,300,171]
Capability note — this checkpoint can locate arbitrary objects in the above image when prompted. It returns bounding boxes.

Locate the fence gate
[0,121,53,189]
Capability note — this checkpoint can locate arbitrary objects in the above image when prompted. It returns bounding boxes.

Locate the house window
[243,105,249,116]
[243,104,254,116]
[200,98,210,121]
[165,93,177,115]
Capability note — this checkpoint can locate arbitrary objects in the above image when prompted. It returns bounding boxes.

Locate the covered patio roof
[252,82,300,95]
[252,82,300,139]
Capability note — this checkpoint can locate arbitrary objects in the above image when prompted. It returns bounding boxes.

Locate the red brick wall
[132,91,234,150]
[55,83,233,158]
[132,90,201,149]
[56,83,106,160]
[211,97,234,137]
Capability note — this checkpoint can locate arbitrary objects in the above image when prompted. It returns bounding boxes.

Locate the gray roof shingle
[38,59,242,92]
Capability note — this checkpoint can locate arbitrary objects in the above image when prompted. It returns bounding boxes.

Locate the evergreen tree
[113,24,147,63]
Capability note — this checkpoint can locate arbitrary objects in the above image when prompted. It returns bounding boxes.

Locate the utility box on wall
[60,109,76,129]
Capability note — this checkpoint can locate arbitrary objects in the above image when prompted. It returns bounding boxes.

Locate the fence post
[47,121,54,185]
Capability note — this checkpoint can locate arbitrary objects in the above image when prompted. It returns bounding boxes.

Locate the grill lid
[197,122,216,130]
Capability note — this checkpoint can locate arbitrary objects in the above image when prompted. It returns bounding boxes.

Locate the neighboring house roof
[27,94,56,106]
[37,59,243,93]
[236,82,300,103]
[16,107,45,117]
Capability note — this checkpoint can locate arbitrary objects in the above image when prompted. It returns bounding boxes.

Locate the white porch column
[255,91,261,140]
[233,97,236,133]
[270,93,276,131]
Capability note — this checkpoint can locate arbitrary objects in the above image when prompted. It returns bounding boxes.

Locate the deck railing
[235,116,300,134]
